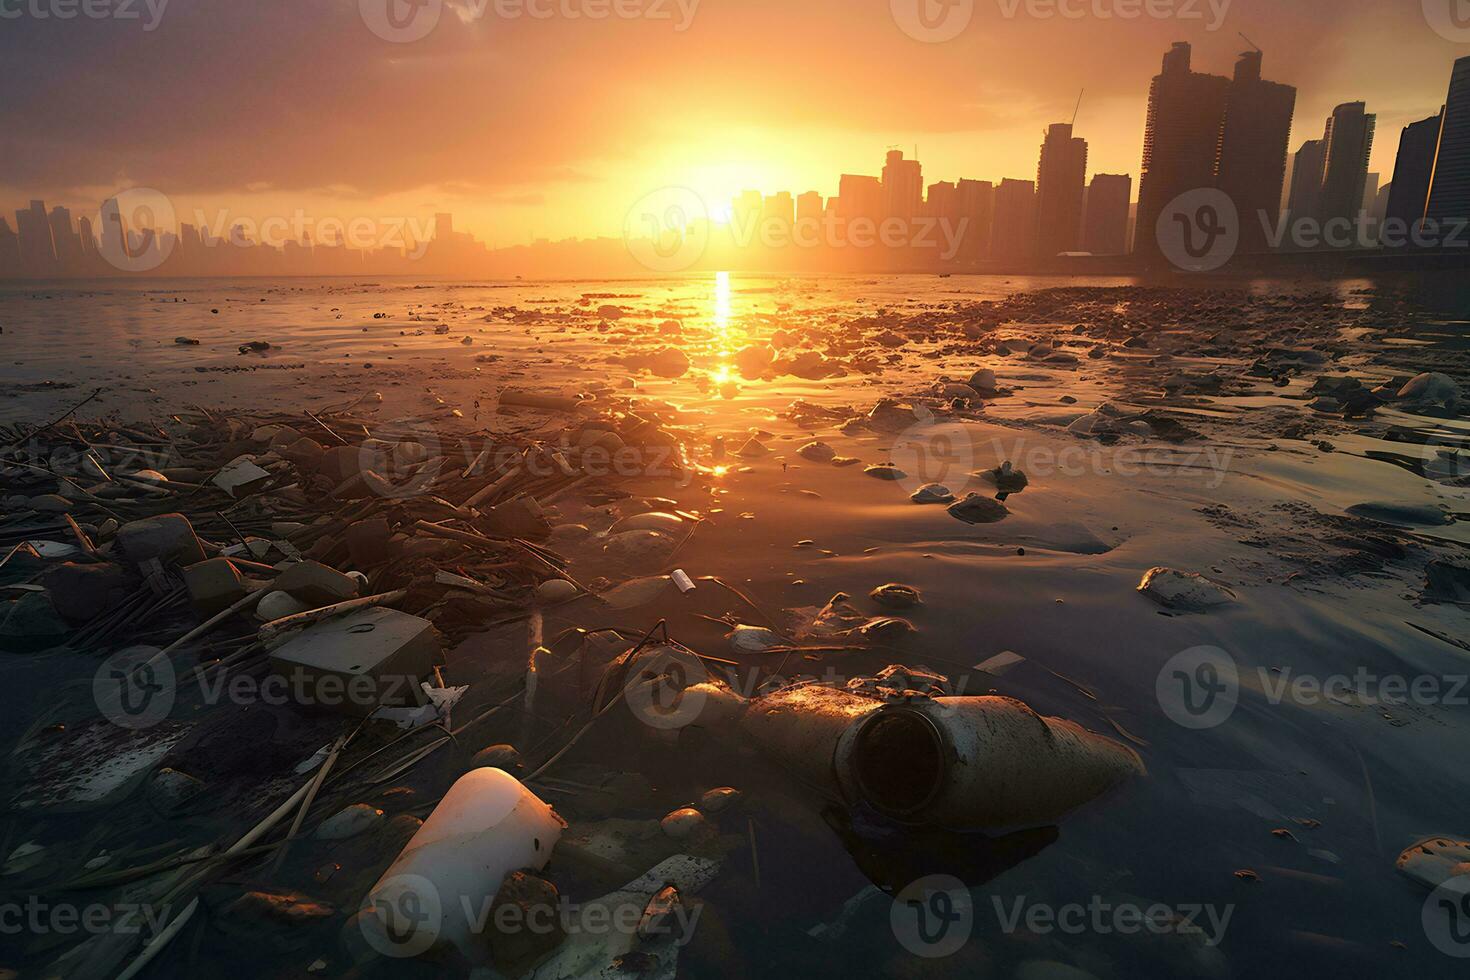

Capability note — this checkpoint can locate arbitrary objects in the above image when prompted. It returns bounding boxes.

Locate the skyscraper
[1215,49,1297,253]
[1426,55,1470,225]
[1035,122,1088,257]
[48,205,82,274]
[991,178,1037,265]
[0,218,20,278]
[1317,102,1375,226]
[881,150,923,220]
[1386,112,1443,227]
[1083,173,1132,255]
[836,174,883,224]
[15,201,57,276]
[1135,42,1231,262]
[795,191,824,224]
[761,191,795,227]
[1286,139,1327,221]
[955,178,994,263]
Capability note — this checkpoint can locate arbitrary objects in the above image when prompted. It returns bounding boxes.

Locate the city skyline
[8,45,1470,277]
[5,3,1470,247]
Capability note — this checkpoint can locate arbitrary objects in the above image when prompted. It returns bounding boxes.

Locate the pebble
[1136,567,1237,610]
[947,493,1010,524]
[869,583,921,608]
[798,441,836,462]
[727,624,782,653]
[910,483,955,504]
[699,787,741,813]
[472,744,524,772]
[315,803,385,840]
[660,807,706,839]
[863,463,907,481]
[536,579,578,602]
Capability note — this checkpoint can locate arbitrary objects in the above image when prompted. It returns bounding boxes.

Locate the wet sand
[2,272,1469,978]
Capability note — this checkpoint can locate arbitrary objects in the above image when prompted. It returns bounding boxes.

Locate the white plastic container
[361,768,565,963]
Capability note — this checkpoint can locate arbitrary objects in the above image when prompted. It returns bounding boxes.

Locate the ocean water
[2,272,1469,979]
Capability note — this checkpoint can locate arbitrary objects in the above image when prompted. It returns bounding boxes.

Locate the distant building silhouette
[1083,173,1132,255]
[762,191,795,227]
[881,150,923,220]
[955,178,994,262]
[1286,139,1327,221]
[795,191,823,224]
[1426,55,1470,225]
[991,178,1037,264]
[1135,42,1230,262]
[1215,49,1297,253]
[1318,102,1375,226]
[0,218,19,277]
[836,174,883,223]
[15,200,57,276]
[926,180,959,220]
[1035,122,1088,257]
[1386,112,1443,226]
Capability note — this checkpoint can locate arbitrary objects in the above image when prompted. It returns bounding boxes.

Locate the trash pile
[0,390,1156,978]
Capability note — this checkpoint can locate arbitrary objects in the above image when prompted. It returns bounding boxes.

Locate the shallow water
[2,272,1469,979]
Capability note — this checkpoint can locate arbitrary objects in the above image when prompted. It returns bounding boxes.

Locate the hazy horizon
[4,0,1468,245]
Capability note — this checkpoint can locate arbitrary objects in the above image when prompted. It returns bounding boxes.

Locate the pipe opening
[851,707,946,816]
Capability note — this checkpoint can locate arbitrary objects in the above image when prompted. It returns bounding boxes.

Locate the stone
[736,437,769,458]
[116,513,206,566]
[1,592,71,642]
[798,441,836,463]
[660,807,706,839]
[147,768,205,810]
[315,803,385,841]
[863,463,907,481]
[26,494,73,513]
[869,583,921,609]
[978,460,1029,492]
[947,493,1010,524]
[967,368,999,394]
[275,560,360,606]
[537,579,578,603]
[487,871,566,974]
[699,787,741,813]
[602,529,674,562]
[1137,567,1236,610]
[40,561,133,623]
[1397,372,1459,407]
[472,744,524,773]
[472,744,524,774]
[257,590,312,621]
[727,624,782,653]
[910,483,954,504]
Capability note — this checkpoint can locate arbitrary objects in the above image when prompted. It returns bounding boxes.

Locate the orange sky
[2,0,1467,245]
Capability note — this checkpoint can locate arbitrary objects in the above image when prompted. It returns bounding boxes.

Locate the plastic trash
[361,768,565,964]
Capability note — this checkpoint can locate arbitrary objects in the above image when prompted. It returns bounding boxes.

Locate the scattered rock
[863,463,907,481]
[1345,501,1452,527]
[660,807,706,839]
[1396,836,1470,889]
[699,787,741,813]
[869,583,922,609]
[798,441,836,462]
[1137,567,1237,610]
[947,493,1009,524]
[315,803,386,841]
[910,483,954,504]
